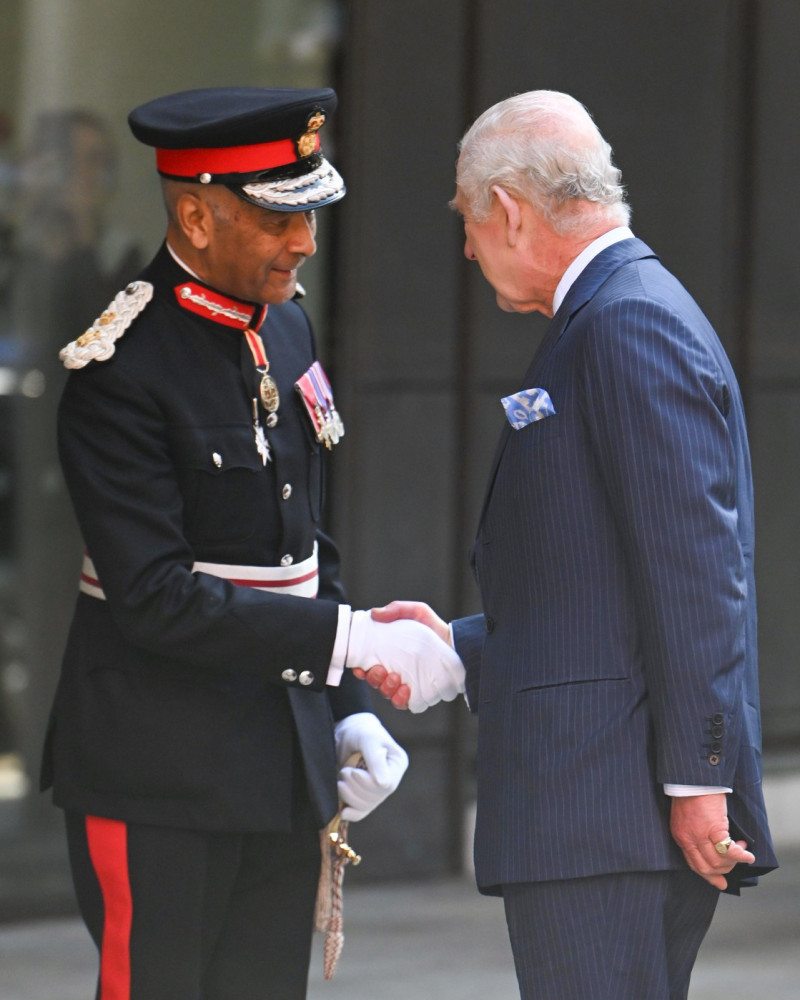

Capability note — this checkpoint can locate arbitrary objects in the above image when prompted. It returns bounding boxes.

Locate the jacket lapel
[474,239,659,536]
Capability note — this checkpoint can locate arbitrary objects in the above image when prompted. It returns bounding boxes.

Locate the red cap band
[156,135,320,179]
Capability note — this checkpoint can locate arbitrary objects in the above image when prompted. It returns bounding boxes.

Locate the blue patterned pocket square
[501,387,556,429]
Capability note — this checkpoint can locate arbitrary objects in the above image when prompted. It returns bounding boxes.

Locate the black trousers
[502,868,720,1000]
[65,794,321,1000]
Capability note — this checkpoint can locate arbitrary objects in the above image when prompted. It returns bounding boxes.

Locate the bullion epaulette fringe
[59,281,154,369]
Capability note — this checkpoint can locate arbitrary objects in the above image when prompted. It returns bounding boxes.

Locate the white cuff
[325,604,352,686]
[664,784,734,797]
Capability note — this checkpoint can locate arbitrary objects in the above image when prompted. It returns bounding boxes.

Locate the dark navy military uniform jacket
[41,244,371,832]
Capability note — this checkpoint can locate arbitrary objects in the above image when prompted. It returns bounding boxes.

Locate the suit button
[280,554,294,567]
[281,484,293,500]
[299,671,314,686]
[710,741,723,753]
[712,713,724,725]
[709,754,721,765]
[712,725,724,738]
[282,669,298,683]
[486,617,495,633]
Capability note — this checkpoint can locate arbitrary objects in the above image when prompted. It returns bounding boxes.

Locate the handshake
[345,602,465,713]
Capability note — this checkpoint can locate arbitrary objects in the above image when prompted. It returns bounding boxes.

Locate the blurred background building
[0,0,797,919]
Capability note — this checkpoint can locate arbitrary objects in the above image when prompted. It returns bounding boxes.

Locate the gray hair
[455,91,631,235]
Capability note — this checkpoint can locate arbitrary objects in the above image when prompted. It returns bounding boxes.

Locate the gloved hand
[334,712,409,821]
[345,610,466,713]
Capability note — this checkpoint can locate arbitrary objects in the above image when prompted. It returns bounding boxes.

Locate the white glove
[334,712,409,821]
[346,610,466,713]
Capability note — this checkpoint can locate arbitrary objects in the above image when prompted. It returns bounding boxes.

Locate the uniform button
[710,741,723,753]
[486,617,495,633]
[212,452,223,468]
[266,413,279,428]
[281,669,298,683]
[712,713,724,725]
[712,725,724,738]
[299,671,314,686]
[281,484,293,500]
[280,554,293,567]
[709,754,720,765]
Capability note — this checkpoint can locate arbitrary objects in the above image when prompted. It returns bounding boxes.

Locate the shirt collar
[166,241,203,280]
[552,226,634,315]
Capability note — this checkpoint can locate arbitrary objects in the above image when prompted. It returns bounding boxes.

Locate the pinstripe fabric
[502,869,719,999]
[452,239,777,896]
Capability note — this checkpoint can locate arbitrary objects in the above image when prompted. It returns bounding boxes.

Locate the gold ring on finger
[713,836,733,855]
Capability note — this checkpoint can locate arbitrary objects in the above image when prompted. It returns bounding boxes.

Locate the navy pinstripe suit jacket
[453,238,777,896]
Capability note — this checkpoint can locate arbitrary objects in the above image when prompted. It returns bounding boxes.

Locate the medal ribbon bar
[295,362,345,450]
[296,370,331,448]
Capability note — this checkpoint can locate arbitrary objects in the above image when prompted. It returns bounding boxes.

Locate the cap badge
[297,110,326,158]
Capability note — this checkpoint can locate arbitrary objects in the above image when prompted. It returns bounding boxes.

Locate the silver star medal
[252,399,271,465]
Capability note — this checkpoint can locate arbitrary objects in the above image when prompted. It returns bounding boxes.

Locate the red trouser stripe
[86,816,133,1000]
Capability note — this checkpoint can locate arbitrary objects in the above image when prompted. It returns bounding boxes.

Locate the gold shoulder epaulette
[59,281,154,369]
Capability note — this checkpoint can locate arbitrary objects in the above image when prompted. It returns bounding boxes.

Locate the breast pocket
[516,410,566,444]
[170,424,269,544]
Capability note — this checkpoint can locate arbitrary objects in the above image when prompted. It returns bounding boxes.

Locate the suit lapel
[474,239,659,536]
[545,237,659,354]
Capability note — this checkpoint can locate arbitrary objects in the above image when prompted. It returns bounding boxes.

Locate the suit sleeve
[452,613,486,713]
[579,297,747,788]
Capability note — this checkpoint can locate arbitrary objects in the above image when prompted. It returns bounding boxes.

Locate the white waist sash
[79,543,319,601]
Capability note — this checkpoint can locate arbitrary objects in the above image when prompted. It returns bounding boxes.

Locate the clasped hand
[346,603,464,713]
[670,793,755,890]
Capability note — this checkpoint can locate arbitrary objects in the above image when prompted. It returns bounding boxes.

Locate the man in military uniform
[41,87,463,1000]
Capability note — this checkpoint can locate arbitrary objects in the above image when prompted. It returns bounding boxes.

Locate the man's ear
[175,191,212,250]
[492,185,522,246]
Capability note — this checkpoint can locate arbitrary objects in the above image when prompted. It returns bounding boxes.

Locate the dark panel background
[332,0,799,877]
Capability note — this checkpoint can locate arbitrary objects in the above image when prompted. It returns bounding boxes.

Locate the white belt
[79,543,319,601]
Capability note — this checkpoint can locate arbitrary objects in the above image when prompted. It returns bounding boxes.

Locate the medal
[243,327,280,464]
[251,399,271,465]
[259,370,280,412]
[295,362,345,450]
[244,327,280,415]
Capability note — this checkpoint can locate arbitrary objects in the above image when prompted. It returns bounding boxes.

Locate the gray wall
[332,0,800,875]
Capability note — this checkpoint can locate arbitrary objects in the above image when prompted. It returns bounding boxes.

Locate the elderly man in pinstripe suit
[360,91,778,999]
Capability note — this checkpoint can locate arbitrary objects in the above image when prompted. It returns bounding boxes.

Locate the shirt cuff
[325,604,352,686]
[664,784,734,796]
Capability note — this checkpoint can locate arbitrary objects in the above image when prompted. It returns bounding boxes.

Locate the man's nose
[288,213,317,256]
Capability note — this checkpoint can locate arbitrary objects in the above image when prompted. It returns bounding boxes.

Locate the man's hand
[334,713,408,821]
[372,601,452,642]
[345,608,464,713]
[352,602,452,710]
[670,793,755,890]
